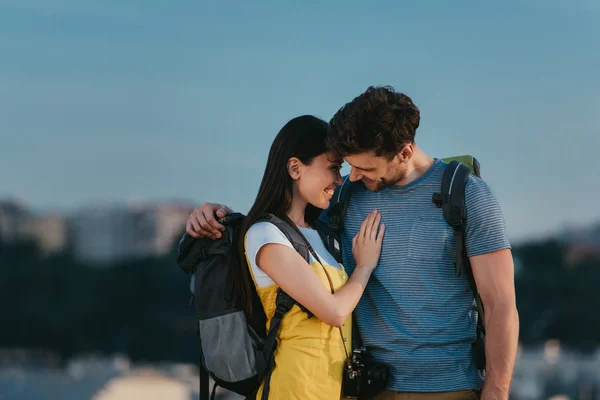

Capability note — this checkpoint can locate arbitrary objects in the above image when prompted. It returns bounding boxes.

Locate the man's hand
[186,203,232,239]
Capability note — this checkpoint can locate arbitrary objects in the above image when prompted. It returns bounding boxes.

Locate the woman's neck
[287,194,309,228]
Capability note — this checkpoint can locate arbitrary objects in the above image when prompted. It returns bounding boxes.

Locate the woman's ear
[287,157,301,180]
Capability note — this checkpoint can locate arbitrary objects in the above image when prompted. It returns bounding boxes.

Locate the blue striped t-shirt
[332,158,510,392]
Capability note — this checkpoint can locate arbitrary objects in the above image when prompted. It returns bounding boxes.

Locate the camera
[342,347,390,400]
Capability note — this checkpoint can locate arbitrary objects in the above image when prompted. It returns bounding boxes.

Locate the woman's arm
[256,210,384,327]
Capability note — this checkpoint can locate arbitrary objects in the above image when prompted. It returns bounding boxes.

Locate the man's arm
[464,177,519,400]
[187,175,349,239]
[471,249,519,400]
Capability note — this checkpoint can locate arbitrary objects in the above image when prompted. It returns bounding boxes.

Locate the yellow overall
[247,254,352,399]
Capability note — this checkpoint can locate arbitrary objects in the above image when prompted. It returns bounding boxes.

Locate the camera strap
[352,311,363,347]
[284,219,352,368]
[314,252,352,363]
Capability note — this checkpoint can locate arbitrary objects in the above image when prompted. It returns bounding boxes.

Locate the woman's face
[295,152,343,209]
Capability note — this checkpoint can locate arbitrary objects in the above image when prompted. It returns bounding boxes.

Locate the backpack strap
[259,287,298,400]
[198,332,211,400]
[433,161,472,277]
[319,176,360,263]
[432,160,487,371]
[328,175,355,233]
[254,214,315,400]
[258,214,311,263]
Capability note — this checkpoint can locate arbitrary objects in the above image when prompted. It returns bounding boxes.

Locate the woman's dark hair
[233,115,330,316]
[327,85,420,159]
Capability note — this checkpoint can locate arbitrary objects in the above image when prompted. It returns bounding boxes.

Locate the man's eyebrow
[347,162,376,172]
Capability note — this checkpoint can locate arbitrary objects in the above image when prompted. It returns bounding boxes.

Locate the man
[187,86,519,400]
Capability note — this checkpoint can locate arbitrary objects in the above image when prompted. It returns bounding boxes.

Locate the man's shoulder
[435,156,491,195]
[434,159,500,209]
[465,174,494,198]
[463,174,507,232]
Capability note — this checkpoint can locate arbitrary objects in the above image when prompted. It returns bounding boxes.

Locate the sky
[0,0,598,242]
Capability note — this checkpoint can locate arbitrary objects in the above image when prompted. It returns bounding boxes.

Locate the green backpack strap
[441,155,481,178]
[433,156,486,371]
[435,155,481,276]
[434,160,473,276]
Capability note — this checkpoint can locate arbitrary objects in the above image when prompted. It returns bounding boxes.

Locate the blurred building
[26,213,68,254]
[0,197,193,264]
[69,205,134,264]
[0,199,67,255]
[68,202,192,265]
[0,198,31,243]
[129,203,193,259]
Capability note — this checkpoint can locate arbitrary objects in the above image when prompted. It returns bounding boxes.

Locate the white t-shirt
[245,222,342,288]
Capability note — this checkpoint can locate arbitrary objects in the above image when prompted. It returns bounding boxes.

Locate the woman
[235,115,385,399]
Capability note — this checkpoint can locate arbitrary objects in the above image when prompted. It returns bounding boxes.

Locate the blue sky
[0,0,598,241]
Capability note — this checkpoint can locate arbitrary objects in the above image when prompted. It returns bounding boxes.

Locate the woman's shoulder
[245,221,293,249]
[247,221,285,238]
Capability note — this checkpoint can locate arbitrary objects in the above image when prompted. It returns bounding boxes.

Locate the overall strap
[257,214,314,400]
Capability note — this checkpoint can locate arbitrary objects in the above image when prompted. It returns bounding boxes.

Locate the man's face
[345,151,408,192]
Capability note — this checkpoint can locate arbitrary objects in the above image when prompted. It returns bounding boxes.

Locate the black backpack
[176,213,315,400]
[320,155,487,371]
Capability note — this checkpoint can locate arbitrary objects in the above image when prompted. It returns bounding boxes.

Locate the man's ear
[287,157,301,180]
[399,143,414,162]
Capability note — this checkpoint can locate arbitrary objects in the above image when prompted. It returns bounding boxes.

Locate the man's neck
[395,148,435,186]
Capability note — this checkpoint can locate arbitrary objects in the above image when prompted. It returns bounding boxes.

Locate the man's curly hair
[327,86,420,159]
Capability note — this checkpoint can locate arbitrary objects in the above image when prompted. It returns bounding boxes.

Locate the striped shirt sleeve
[464,176,511,257]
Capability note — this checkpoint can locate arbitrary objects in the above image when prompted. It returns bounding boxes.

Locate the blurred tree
[1,233,598,364]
